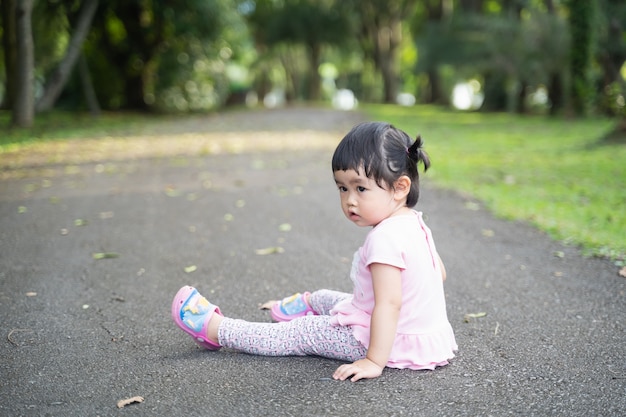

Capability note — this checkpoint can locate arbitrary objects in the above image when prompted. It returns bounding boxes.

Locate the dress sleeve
[362,226,407,270]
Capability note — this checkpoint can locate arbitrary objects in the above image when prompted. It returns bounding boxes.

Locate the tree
[11,0,35,127]
[543,0,568,116]
[1,0,17,111]
[85,0,233,110]
[351,0,418,103]
[36,0,99,112]
[568,0,595,115]
[247,0,350,102]
[596,0,626,140]
[412,0,455,104]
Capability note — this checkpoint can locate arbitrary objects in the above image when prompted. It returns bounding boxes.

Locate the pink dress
[330,210,458,370]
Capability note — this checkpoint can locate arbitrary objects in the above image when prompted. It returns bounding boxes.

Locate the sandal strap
[279,292,312,315]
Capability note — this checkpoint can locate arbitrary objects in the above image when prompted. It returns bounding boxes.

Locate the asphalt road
[1,108,624,416]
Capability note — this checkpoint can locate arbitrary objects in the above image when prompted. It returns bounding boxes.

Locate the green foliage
[366,104,625,261]
[595,0,626,117]
[568,0,596,115]
[244,0,352,100]
[263,0,350,46]
[4,0,624,117]
[43,0,249,112]
[414,5,570,112]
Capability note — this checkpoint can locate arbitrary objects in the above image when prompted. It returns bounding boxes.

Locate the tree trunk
[548,71,564,116]
[425,67,444,104]
[1,0,17,110]
[307,43,321,101]
[78,53,101,116]
[12,0,35,128]
[516,81,527,114]
[375,25,400,104]
[36,0,99,112]
[568,0,594,116]
[481,71,508,112]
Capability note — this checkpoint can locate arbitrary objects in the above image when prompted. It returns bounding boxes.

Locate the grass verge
[365,104,625,263]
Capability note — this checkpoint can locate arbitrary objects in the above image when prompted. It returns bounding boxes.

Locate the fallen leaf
[184,265,197,273]
[278,223,292,232]
[259,300,278,310]
[18,206,27,214]
[92,252,119,260]
[74,219,88,226]
[619,266,626,278]
[464,312,487,323]
[164,185,180,197]
[224,213,234,221]
[7,328,33,346]
[255,246,284,255]
[25,292,37,297]
[117,396,144,409]
[481,229,494,237]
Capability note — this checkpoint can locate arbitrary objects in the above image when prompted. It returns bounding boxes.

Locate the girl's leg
[270,289,352,322]
[308,289,352,315]
[217,315,367,362]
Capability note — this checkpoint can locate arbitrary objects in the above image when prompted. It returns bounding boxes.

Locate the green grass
[365,104,625,262]
[0,110,164,149]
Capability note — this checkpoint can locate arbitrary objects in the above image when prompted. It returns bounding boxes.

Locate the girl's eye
[357,186,367,192]
[338,186,347,192]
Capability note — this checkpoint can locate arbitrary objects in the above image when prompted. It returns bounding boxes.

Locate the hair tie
[406,141,419,162]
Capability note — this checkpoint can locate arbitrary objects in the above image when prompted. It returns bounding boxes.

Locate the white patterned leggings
[216,289,368,362]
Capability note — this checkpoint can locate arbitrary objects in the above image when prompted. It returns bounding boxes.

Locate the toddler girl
[172,121,457,382]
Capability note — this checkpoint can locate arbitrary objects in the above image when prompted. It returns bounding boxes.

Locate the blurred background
[2,0,625,127]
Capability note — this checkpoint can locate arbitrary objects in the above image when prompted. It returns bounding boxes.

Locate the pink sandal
[270,292,317,322]
[172,286,222,350]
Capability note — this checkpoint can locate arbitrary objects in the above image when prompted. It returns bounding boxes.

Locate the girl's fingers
[333,364,356,381]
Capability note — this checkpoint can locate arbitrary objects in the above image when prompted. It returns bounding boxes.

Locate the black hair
[331,122,430,207]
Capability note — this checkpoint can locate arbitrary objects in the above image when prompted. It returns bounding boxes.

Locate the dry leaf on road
[464,312,487,323]
[259,300,278,310]
[117,396,144,409]
[255,247,284,255]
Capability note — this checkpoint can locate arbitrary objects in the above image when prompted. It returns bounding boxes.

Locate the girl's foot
[172,286,222,350]
[270,292,317,322]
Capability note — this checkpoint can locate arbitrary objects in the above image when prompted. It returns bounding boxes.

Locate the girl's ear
[393,176,411,201]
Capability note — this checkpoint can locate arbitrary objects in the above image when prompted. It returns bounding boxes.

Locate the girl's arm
[333,262,402,382]
[438,253,447,281]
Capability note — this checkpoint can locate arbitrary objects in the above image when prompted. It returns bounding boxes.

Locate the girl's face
[334,168,408,227]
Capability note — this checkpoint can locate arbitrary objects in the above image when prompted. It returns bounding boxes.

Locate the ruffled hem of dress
[383,327,458,370]
[331,311,457,371]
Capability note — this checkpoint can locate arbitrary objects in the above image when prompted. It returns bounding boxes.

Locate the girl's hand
[333,358,384,382]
